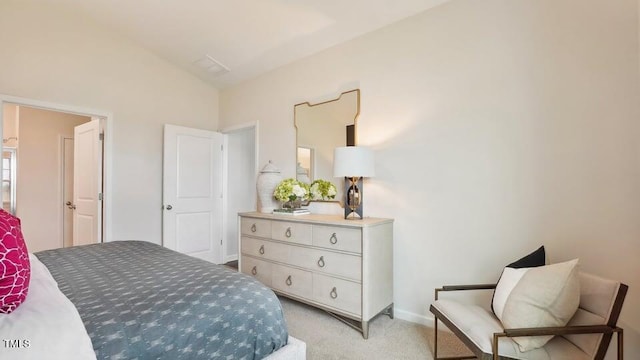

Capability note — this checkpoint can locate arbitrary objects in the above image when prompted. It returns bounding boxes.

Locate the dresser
[238,212,394,339]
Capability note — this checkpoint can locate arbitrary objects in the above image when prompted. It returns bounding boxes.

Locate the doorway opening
[0,95,112,252]
[221,122,258,264]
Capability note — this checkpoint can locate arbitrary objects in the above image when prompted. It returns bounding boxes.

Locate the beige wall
[16,107,89,252]
[0,0,219,244]
[221,0,640,356]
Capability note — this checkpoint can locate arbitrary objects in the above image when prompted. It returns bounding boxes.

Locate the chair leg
[434,316,439,360]
[618,328,623,360]
[492,333,501,360]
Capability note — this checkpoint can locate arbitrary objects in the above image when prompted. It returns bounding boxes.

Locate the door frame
[0,94,113,243]
[220,120,259,263]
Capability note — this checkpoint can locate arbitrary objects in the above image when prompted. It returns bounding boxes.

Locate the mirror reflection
[2,148,17,214]
[295,89,360,201]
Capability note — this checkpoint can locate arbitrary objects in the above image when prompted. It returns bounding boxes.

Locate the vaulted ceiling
[36,0,450,88]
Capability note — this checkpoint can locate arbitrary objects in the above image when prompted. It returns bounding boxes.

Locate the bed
[0,241,305,360]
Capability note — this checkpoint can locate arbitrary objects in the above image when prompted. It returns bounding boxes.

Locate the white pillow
[492,267,528,320]
[0,254,96,360]
[495,259,581,352]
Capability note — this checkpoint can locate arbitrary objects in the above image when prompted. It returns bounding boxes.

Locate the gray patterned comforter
[35,241,288,360]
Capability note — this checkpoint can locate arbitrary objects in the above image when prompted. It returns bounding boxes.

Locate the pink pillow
[0,209,31,313]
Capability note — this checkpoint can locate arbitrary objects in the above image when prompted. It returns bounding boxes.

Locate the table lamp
[333,146,375,219]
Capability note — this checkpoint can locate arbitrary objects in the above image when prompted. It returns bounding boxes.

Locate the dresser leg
[384,303,394,319]
[362,320,370,339]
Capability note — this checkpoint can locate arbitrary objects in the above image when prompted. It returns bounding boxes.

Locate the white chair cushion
[432,299,589,360]
[563,272,621,357]
[564,308,605,357]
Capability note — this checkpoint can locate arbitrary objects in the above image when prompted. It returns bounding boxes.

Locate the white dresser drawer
[271,221,312,245]
[272,264,312,299]
[241,237,290,264]
[289,247,362,281]
[312,225,361,253]
[313,273,362,316]
[241,256,272,287]
[241,218,271,238]
[238,212,394,339]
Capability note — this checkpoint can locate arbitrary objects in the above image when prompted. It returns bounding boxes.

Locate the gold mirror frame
[294,89,360,202]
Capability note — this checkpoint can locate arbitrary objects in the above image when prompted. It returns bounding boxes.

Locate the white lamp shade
[333,146,375,177]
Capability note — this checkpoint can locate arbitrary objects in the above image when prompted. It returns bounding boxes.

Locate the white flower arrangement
[273,178,310,203]
[309,179,337,201]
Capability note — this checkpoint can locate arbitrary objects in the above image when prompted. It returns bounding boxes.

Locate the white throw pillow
[496,259,581,352]
[492,267,528,320]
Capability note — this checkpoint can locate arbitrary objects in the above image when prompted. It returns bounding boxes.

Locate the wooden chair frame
[430,283,628,360]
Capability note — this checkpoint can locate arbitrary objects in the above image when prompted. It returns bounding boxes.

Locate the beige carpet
[278,296,474,360]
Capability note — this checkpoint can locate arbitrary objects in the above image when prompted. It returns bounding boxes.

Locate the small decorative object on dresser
[273,208,311,216]
[238,212,394,339]
[256,161,282,213]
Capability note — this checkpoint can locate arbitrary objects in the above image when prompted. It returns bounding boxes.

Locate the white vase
[256,161,282,213]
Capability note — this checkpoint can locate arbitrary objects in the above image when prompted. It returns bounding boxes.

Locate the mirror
[295,89,360,201]
[2,148,17,214]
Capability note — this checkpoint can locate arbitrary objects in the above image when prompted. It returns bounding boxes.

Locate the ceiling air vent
[193,55,229,77]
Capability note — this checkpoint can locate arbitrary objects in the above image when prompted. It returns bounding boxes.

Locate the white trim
[220,120,257,134]
[221,132,229,262]
[394,307,457,334]
[0,94,114,243]
[223,254,238,264]
[394,308,434,327]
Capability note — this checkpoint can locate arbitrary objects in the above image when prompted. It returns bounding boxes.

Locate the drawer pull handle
[317,256,325,268]
[330,287,338,299]
[259,245,265,255]
[251,224,257,233]
[286,275,292,286]
[329,233,338,244]
[285,227,292,238]
[251,266,257,275]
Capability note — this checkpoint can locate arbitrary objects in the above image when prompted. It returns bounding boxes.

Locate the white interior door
[163,124,224,263]
[73,118,102,246]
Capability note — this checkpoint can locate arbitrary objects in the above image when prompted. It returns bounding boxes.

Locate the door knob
[166,205,173,210]
[66,201,76,210]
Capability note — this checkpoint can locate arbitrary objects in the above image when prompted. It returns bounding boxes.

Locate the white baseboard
[393,308,434,326]
[223,254,238,264]
[394,307,454,334]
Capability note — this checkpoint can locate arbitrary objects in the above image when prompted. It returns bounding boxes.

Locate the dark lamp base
[344,177,363,219]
